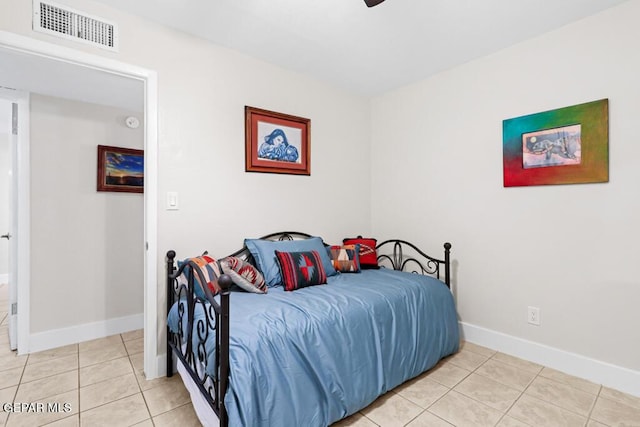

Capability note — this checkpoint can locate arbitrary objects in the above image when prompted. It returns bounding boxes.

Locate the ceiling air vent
[33,0,119,52]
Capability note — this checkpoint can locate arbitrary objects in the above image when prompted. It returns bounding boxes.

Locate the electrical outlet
[527,306,540,326]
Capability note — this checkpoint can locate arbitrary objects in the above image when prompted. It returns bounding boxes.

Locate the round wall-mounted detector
[125,116,140,129]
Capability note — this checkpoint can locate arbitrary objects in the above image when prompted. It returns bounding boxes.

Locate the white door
[0,99,18,350]
[7,101,18,350]
[0,99,15,349]
[0,92,27,353]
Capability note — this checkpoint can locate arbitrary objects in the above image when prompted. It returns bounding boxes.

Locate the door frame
[0,89,29,352]
[0,30,160,378]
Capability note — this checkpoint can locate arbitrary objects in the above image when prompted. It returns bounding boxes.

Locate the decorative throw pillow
[342,237,379,269]
[220,256,267,294]
[244,236,337,287]
[329,244,361,273]
[274,250,327,291]
[177,255,221,299]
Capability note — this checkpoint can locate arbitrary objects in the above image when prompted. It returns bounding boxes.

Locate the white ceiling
[0,0,628,111]
[93,0,629,96]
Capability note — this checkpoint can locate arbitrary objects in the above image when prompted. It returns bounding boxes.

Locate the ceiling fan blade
[364,0,385,7]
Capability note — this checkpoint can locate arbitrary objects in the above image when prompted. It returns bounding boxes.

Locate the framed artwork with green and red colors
[503,99,608,187]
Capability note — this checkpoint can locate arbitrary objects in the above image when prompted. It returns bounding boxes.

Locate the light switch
[167,191,179,210]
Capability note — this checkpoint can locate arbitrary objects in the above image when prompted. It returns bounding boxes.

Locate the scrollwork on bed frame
[166,232,451,427]
[166,251,232,426]
[376,239,452,288]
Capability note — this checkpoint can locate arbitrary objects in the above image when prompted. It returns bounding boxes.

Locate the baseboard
[156,353,167,378]
[29,313,144,354]
[460,322,640,398]
[0,274,8,284]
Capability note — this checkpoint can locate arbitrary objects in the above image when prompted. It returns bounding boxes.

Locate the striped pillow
[177,255,221,299]
[274,250,327,291]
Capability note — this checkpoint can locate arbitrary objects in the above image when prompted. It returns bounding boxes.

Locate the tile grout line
[477,355,527,427]
[387,389,430,426]
[76,336,137,423]
[418,350,532,427]
[536,373,604,424]
[76,342,81,426]
[77,334,149,423]
[18,356,79,388]
[450,346,584,426]
[472,344,616,417]
[152,402,201,425]
[471,357,541,397]
[498,369,539,427]
[401,405,456,427]
[469,353,512,427]
[584,385,604,426]
[4,349,28,426]
[123,332,155,425]
[356,410,378,426]
[77,392,148,423]
[411,371,458,426]
[80,370,139,393]
[402,406,426,427]
[522,392,595,424]
[33,346,79,427]
[524,371,607,422]
[464,353,533,427]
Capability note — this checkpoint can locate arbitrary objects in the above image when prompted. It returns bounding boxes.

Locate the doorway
[0,30,160,379]
[0,94,24,352]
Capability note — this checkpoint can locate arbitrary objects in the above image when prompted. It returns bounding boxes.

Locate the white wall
[0,0,372,352]
[371,0,640,375]
[0,100,10,278]
[29,94,144,332]
[2,0,638,393]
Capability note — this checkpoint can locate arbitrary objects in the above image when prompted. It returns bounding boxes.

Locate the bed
[166,232,459,427]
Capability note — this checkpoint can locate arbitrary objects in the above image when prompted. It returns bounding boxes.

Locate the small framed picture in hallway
[97,145,144,193]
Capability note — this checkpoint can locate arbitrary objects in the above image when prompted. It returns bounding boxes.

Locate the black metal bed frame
[166,232,451,426]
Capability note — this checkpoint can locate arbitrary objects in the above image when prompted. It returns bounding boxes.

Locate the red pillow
[274,250,327,291]
[342,237,379,269]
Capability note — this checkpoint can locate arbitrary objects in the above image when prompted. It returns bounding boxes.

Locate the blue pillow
[244,236,337,287]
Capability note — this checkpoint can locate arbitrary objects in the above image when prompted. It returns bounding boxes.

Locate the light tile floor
[0,283,201,427]
[1,283,639,426]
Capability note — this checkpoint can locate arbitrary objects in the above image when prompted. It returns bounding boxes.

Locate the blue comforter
[168,269,459,427]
